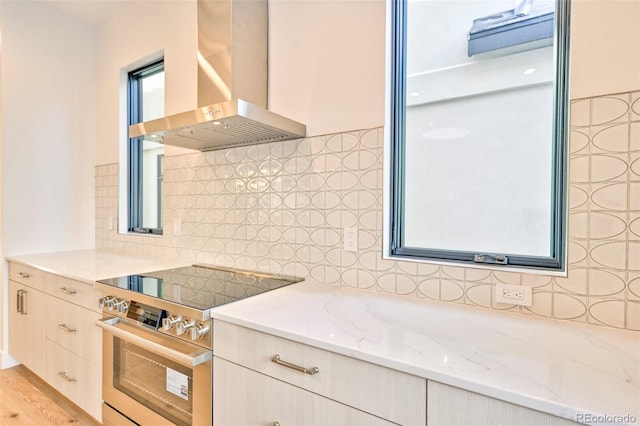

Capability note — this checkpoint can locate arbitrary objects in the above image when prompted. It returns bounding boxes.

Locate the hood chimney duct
[129,0,305,152]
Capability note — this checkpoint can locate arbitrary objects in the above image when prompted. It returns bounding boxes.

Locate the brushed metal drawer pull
[58,371,77,382]
[17,289,24,314]
[58,287,77,295]
[18,290,28,315]
[273,422,281,426]
[271,355,319,376]
[58,323,77,333]
[16,272,31,278]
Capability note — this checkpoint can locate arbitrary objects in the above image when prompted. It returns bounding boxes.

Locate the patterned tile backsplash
[96,90,640,331]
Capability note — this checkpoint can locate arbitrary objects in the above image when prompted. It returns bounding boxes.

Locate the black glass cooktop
[97,264,303,311]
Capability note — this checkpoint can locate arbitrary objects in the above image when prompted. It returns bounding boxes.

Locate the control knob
[162,315,182,331]
[99,296,115,309]
[175,318,196,336]
[109,298,127,312]
[116,300,129,314]
[106,298,121,312]
[190,322,210,341]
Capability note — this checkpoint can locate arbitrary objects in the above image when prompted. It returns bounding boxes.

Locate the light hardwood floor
[0,364,100,426]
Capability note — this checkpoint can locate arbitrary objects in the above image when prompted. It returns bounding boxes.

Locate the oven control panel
[99,296,211,346]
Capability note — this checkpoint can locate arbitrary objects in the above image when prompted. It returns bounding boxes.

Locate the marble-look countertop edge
[7,255,97,285]
[211,310,590,423]
[6,251,637,426]
[6,250,188,284]
[210,282,640,426]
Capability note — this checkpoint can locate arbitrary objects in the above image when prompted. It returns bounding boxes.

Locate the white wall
[94,1,198,166]
[268,0,386,137]
[570,0,640,99]
[91,0,640,167]
[0,0,96,367]
[0,0,4,368]
[93,0,386,167]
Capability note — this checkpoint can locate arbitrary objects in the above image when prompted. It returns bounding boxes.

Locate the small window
[128,60,164,234]
[387,0,570,271]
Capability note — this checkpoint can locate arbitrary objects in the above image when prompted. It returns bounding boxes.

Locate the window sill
[383,253,568,278]
[118,231,164,238]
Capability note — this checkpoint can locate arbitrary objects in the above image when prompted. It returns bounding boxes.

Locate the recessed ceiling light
[409,91,420,97]
[524,68,536,75]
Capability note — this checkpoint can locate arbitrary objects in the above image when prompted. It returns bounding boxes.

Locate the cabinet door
[44,295,102,365]
[8,280,44,377]
[214,321,426,425]
[427,381,581,426]
[214,357,394,426]
[44,339,101,422]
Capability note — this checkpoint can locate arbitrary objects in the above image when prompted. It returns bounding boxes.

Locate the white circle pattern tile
[570,99,590,127]
[590,241,627,270]
[589,299,626,328]
[591,183,629,211]
[95,99,640,330]
[587,269,626,296]
[592,123,631,153]
[569,185,589,210]
[590,96,629,125]
[553,293,588,320]
[590,154,628,182]
[570,130,589,154]
[465,284,492,308]
[567,241,588,265]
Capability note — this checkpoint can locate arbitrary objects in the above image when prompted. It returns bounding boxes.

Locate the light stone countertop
[6,249,188,284]
[6,251,638,425]
[210,281,640,426]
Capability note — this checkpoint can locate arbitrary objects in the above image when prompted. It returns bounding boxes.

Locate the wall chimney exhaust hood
[129,0,306,151]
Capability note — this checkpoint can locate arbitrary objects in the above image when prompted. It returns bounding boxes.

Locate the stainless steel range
[95,264,302,426]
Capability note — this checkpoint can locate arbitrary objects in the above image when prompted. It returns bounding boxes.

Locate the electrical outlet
[174,218,182,236]
[495,283,532,306]
[344,227,358,252]
[107,216,114,231]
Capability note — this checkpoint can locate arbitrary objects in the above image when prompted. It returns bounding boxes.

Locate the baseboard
[0,350,20,369]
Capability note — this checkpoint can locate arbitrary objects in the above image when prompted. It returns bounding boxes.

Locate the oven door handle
[96,317,212,367]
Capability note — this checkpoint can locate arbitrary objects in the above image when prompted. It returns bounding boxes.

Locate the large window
[128,60,164,234]
[387,0,570,271]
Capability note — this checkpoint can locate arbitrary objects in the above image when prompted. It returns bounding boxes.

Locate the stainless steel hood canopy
[129,0,306,151]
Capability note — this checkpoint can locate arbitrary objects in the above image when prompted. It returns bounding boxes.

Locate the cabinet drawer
[427,381,581,426]
[214,321,426,426]
[44,273,101,312]
[44,339,101,422]
[214,357,394,426]
[8,262,44,291]
[44,296,102,365]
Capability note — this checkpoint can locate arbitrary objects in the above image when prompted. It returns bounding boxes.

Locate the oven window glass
[114,337,192,426]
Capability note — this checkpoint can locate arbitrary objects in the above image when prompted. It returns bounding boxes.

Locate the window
[128,60,164,234]
[387,0,570,271]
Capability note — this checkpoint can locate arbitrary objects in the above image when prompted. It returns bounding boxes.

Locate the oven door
[97,317,212,426]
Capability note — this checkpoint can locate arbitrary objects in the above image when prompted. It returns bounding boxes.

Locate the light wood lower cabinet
[42,276,102,422]
[7,261,102,423]
[214,357,394,425]
[427,381,581,426]
[213,320,426,426]
[43,293,102,421]
[213,320,427,425]
[8,280,45,378]
[44,295,102,365]
[44,339,101,421]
